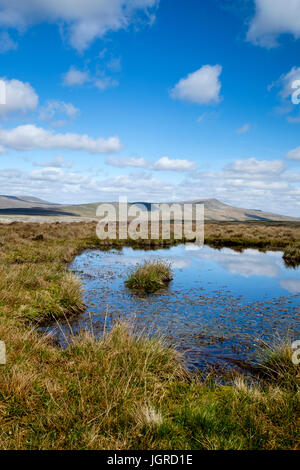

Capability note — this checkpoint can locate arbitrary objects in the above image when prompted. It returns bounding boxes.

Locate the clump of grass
[125,260,173,293]
[257,338,299,392]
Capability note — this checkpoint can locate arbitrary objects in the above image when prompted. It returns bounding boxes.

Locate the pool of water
[43,245,300,370]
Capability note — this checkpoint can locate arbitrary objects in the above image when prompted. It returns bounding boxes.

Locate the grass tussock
[125,260,173,293]
[257,338,299,392]
[0,221,299,449]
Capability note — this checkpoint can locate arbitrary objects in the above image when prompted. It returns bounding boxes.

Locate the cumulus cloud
[170,65,222,105]
[0,124,122,154]
[0,31,17,53]
[152,156,196,171]
[224,158,286,178]
[186,157,299,216]
[63,66,119,91]
[237,123,250,134]
[0,78,38,115]
[30,167,91,186]
[0,167,177,203]
[286,146,300,161]
[277,66,300,100]
[247,0,300,47]
[0,0,159,52]
[62,67,90,86]
[269,66,300,122]
[0,156,299,215]
[106,155,196,171]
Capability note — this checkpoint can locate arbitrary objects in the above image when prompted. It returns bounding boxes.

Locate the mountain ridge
[0,195,298,222]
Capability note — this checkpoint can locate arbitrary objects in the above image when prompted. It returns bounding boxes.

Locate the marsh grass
[257,338,299,392]
[0,317,298,450]
[125,260,173,293]
[0,221,299,449]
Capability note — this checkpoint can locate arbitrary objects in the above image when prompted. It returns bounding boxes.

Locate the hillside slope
[0,195,298,221]
[60,198,298,222]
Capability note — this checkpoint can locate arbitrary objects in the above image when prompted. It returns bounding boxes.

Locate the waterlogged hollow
[44,245,300,370]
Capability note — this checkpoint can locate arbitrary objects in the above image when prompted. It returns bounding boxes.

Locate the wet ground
[43,245,300,371]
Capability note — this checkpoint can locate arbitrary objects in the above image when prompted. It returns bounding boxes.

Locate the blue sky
[0,0,300,215]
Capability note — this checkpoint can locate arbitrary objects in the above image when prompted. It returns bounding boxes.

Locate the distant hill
[59,198,299,222]
[0,195,77,217]
[0,195,298,222]
[0,195,56,209]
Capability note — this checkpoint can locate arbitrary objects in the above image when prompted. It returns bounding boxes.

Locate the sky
[0,0,300,216]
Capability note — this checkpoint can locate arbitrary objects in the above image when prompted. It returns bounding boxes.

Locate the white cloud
[39,100,80,125]
[237,123,250,134]
[0,78,38,115]
[0,0,159,52]
[95,76,119,90]
[106,156,148,168]
[277,66,300,99]
[170,65,222,105]
[224,158,286,177]
[62,67,90,86]
[286,146,300,161]
[63,66,119,91]
[247,0,300,47]
[0,168,177,204]
[33,156,73,168]
[152,156,196,171]
[0,156,299,215]
[269,66,300,122]
[0,124,122,154]
[187,157,299,216]
[30,167,90,185]
[0,31,17,53]
[106,155,196,171]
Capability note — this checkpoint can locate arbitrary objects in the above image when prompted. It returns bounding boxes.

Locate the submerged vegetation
[0,221,299,449]
[125,260,173,293]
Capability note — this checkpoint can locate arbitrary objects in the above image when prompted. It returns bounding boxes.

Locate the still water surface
[44,245,300,370]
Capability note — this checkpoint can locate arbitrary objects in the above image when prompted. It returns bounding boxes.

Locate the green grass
[205,222,300,266]
[125,260,173,293]
[0,319,298,450]
[256,338,299,392]
[0,221,299,449]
